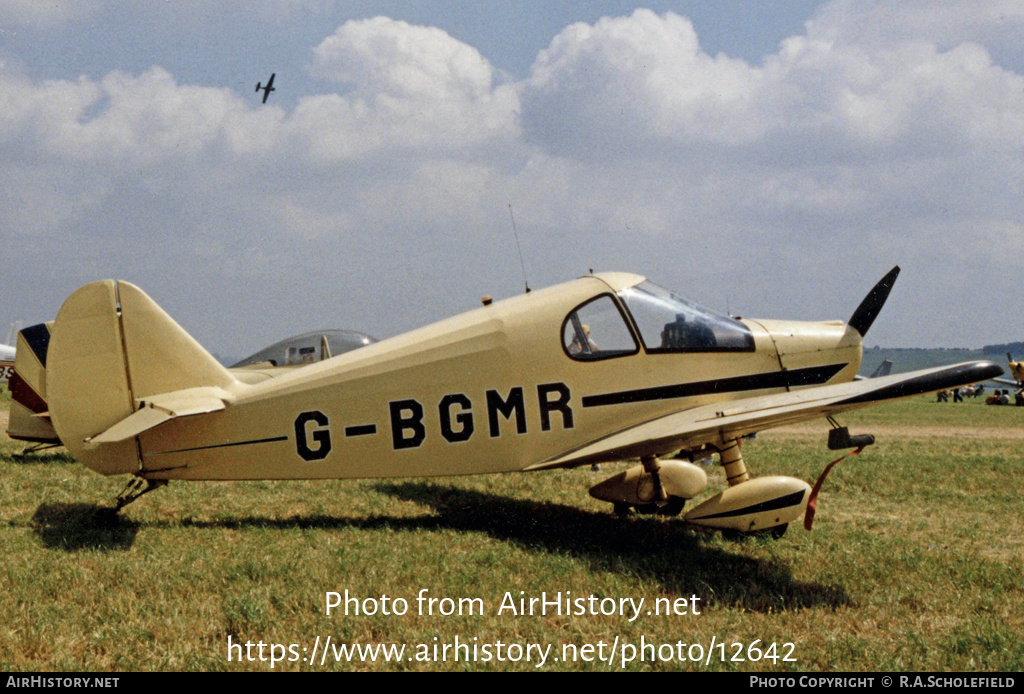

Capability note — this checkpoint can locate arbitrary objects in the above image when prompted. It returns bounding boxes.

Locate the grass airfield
[1,389,1021,672]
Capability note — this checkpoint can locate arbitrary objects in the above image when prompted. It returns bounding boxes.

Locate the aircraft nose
[764,320,863,386]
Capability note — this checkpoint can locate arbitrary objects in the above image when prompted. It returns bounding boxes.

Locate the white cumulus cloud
[0,2,1021,350]
[299,16,520,159]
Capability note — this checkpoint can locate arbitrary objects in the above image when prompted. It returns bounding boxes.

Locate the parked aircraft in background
[869,359,893,378]
[855,358,893,381]
[231,329,376,381]
[994,352,1024,388]
[36,268,1002,536]
[0,342,14,384]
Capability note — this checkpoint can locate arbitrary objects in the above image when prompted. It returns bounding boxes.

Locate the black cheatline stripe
[688,490,807,521]
[345,424,377,437]
[153,435,289,456]
[21,323,51,367]
[582,363,848,408]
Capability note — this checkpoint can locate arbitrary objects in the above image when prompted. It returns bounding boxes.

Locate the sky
[1,0,1022,358]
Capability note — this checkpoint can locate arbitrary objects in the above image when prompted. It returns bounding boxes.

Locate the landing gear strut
[640,455,669,504]
[718,438,749,486]
[113,477,167,511]
[636,455,688,516]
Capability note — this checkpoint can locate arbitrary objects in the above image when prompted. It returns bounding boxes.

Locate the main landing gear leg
[641,455,669,505]
[718,438,749,487]
[113,477,167,511]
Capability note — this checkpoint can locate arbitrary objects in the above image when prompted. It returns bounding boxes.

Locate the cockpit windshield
[618,281,754,353]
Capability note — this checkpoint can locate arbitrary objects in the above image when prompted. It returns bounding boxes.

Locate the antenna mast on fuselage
[508,204,530,293]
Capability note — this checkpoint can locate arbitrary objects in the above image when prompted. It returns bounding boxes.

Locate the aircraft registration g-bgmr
[36,269,1002,536]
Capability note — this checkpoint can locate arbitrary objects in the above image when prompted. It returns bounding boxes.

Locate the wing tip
[838,361,1004,406]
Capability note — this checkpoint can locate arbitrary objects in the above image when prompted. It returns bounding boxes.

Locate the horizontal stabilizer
[85,388,231,446]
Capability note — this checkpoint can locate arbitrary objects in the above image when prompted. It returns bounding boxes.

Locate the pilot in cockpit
[568,324,599,356]
[661,314,687,349]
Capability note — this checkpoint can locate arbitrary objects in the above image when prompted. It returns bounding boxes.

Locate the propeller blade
[848,266,900,338]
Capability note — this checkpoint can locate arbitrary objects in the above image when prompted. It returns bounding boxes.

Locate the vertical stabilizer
[47,281,237,476]
[6,322,60,444]
[117,281,236,398]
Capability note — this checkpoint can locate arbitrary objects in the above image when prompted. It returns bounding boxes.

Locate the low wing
[530,361,1003,470]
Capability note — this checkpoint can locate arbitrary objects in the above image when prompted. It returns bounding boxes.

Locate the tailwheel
[770,524,788,539]
[113,476,167,511]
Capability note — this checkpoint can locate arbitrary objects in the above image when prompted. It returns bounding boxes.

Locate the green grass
[1,395,1022,671]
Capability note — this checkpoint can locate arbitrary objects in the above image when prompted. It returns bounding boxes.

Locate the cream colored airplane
[39,269,1002,535]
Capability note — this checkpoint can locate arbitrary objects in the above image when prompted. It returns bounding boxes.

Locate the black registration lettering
[294,411,332,461]
[537,383,574,431]
[390,399,426,450]
[485,387,527,438]
[439,394,474,443]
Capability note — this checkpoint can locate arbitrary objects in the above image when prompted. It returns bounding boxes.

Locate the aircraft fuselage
[123,274,860,481]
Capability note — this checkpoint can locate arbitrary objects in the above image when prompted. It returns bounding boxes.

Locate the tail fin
[6,322,61,445]
[47,280,237,475]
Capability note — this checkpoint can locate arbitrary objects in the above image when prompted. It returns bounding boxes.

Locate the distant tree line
[983,342,1024,357]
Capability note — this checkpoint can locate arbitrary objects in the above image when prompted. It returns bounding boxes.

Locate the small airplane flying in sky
[35,269,1001,535]
[255,73,275,104]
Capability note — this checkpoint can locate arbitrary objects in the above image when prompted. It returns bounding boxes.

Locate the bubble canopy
[618,281,755,353]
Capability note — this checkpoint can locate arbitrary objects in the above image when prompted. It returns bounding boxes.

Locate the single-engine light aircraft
[255,73,275,104]
[41,268,1001,535]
